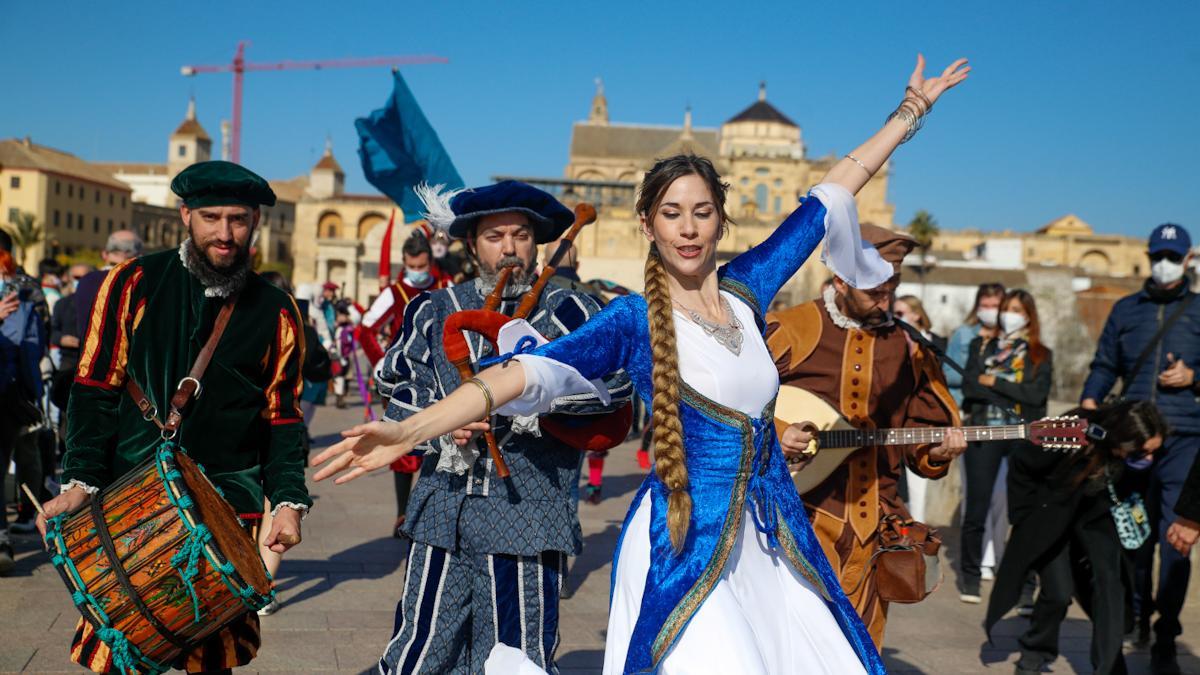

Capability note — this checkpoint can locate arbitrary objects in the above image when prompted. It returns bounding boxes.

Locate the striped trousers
[379,542,565,675]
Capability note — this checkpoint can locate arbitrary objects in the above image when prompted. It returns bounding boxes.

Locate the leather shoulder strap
[127,295,238,436]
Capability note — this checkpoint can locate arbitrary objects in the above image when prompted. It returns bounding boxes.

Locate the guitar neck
[818,424,1027,449]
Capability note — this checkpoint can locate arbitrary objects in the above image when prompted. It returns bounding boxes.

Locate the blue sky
[3,1,1198,238]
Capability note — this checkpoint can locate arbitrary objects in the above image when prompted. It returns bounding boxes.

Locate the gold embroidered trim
[651,382,756,666]
[777,515,833,602]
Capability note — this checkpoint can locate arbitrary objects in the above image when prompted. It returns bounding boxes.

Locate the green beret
[171,160,277,208]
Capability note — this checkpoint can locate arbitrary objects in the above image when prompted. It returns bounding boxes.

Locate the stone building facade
[502,81,895,300]
[287,143,402,306]
[0,137,134,265]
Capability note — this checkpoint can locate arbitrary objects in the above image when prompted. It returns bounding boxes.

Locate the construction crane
[182,41,448,163]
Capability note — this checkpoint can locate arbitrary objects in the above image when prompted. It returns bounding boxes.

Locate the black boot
[1151,639,1181,675]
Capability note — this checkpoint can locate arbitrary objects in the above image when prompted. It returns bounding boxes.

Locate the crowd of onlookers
[0,228,143,574]
[904,223,1200,675]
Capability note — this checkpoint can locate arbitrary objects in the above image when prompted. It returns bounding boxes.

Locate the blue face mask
[404,268,432,287]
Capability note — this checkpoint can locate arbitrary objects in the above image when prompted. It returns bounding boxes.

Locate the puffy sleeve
[64,260,145,490]
[495,295,639,416]
[720,183,893,315]
[261,298,312,511]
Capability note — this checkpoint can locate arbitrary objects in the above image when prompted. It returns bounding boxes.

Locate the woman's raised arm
[823,54,970,195]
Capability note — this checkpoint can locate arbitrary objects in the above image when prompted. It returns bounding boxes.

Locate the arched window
[755,184,768,215]
[358,212,386,240]
[318,211,344,239]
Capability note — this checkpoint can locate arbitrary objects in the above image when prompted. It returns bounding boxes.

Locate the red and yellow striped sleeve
[263,298,306,424]
[75,260,144,391]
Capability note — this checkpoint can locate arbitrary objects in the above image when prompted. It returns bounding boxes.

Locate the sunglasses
[1149,251,1184,264]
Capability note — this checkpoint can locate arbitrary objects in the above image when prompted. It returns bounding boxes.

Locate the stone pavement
[3,398,1198,673]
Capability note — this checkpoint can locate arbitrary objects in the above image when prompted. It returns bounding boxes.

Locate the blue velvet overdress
[530,194,886,674]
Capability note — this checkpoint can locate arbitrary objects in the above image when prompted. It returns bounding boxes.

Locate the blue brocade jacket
[530,195,886,674]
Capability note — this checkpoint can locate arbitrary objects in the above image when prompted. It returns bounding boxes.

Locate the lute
[775,385,1088,494]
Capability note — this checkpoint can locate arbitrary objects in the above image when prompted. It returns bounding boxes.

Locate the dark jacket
[962,336,1053,423]
[986,444,1130,674]
[1178,452,1200,523]
[1081,280,1200,434]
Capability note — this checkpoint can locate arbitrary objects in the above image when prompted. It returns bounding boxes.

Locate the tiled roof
[172,118,210,140]
[92,162,169,176]
[569,122,720,160]
[0,139,132,191]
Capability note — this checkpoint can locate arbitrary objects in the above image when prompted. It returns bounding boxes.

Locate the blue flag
[356,71,463,223]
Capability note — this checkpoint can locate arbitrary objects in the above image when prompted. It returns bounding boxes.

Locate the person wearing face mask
[361,232,454,536]
[359,231,454,368]
[1080,223,1200,673]
[986,400,1168,675]
[944,283,1005,408]
[961,290,1053,605]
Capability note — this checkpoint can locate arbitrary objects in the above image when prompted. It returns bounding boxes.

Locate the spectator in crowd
[1167,451,1200,555]
[0,249,47,573]
[894,294,946,521]
[1081,223,1200,673]
[895,295,946,350]
[37,259,63,313]
[73,230,143,338]
[960,290,1053,603]
[987,400,1167,675]
[48,264,94,452]
[945,282,1005,406]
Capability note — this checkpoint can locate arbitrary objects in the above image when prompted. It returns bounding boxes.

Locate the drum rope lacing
[43,443,275,675]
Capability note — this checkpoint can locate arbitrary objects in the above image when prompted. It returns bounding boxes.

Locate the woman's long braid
[645,244,691,551]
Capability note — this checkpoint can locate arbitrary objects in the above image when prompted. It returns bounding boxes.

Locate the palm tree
[907,210,939,292]
[6,211,44,268]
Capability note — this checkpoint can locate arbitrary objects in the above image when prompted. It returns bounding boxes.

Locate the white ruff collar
[823,284,860,329]
[822,284,893,331]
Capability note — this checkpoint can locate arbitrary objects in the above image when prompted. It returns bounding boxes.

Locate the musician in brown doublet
[765,223,964,647]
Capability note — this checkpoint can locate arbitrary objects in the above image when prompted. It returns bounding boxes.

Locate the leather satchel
[872,514,943,604]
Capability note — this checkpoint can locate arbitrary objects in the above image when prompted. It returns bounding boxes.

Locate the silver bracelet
[845,153,872,176]
[887,104,922,144]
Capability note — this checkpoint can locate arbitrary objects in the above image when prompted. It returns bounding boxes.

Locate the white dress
[491,291,866,675]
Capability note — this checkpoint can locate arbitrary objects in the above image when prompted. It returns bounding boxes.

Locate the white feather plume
[414,182,469,232]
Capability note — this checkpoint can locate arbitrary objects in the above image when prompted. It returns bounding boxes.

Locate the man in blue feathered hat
[373,180,632,674]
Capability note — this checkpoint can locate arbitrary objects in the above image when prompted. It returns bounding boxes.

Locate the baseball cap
[1148,223,1192,257]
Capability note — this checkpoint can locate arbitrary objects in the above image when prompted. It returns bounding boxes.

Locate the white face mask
[1151,259,1186,286]
[1000,311,1028,335]
[431,242,448,259]
[977,308,999,328]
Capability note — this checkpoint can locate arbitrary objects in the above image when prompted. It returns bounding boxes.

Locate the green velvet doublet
[64,249,310,515]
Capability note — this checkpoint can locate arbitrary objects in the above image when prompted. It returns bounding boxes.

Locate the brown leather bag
[871,514,943,604]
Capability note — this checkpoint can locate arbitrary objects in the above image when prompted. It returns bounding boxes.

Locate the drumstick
[20,483,45,516]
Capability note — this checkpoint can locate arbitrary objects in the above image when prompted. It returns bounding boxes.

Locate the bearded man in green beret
[38,160,311,674]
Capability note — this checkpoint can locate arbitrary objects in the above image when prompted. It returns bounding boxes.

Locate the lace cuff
[270,502,311,520]
[62,480,99,495]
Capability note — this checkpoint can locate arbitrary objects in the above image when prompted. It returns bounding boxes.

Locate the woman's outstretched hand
[312,421,415,484]
[910,53,970,108]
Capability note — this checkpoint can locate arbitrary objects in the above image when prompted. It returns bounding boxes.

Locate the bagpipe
[442,202,632,478]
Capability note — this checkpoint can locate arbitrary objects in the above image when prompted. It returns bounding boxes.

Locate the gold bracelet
[465,377,494,418]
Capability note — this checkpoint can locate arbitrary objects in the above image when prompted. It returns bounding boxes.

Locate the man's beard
[477,254,535,295]
[180,232,251,298]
